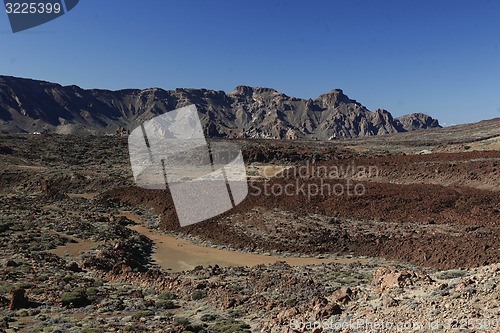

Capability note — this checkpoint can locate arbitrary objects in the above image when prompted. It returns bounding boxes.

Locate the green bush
[212,319,251,333]
[174,317,191,326]
[159,291,178,300]
[200,313,217,322]
[0,284,14,294]
[132,310,155,319]
[35,275,50,282]
[191,290,207,301]
[183,324,204,333]
[124,324,147,332]
[158,299,179,309]
[86,287,99,300]
[61,291,89,308]
[62,275,74,283]
[162,311,175,318]
[31,288,44,295]
[228,308,244,318]
[436,269,468,280]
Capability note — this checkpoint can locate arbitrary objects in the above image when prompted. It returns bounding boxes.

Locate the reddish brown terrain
[108,149,499,270]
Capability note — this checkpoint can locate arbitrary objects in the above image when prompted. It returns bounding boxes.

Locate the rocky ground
[0,126,498,332]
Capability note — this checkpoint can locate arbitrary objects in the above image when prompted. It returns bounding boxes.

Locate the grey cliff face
[0,76,440,138]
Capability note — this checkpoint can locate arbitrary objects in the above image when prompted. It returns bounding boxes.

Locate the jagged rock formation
[0,75,441,138]
[396,112,442,131]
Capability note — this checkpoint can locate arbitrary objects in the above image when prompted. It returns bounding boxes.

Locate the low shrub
[159,291,178,300]
[211,319,251,333]
[436,270,468,280]
[61,291,89,308]
[191,290,207,301]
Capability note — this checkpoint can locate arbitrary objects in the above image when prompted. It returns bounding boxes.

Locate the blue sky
[1,0,499,125]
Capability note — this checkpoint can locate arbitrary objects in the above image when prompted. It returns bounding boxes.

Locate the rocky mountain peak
[315,89,358,109]
[396,113,441,130]
[229,86,281,96]
[229,85,255,96]
[0,75,442,138]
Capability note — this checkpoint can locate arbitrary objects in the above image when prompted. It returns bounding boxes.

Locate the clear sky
[1,0,499,125]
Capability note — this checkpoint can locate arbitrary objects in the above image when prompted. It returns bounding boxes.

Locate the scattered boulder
[276,307,299,323]
[0,146,13,155]
[113,216,136,226]
[0,296,9,308]
[372,268,413,293]
[5,260,17,267]
[66,262,82,272]
[372,267,434,294]
[194,282,207,290]
[332,287,354,305]
[310,297,342,320]
[130,290,144,299]
[381,294,399,308]
[9,288,28,310]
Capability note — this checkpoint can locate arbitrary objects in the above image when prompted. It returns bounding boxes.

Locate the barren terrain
[0,119,498,332]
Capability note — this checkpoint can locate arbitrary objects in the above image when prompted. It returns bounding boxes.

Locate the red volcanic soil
[104,151,499,270]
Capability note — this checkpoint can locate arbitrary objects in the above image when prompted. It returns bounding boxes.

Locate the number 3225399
[5,2,62,14]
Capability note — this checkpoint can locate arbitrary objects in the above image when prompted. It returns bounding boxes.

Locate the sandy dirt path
[44,203,366,272]
[120,213,364,272]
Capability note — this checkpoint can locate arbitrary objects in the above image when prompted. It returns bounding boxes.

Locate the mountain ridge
[0,75,441,139]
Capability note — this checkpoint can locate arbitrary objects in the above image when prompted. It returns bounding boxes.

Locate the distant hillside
[0,75,441,139]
